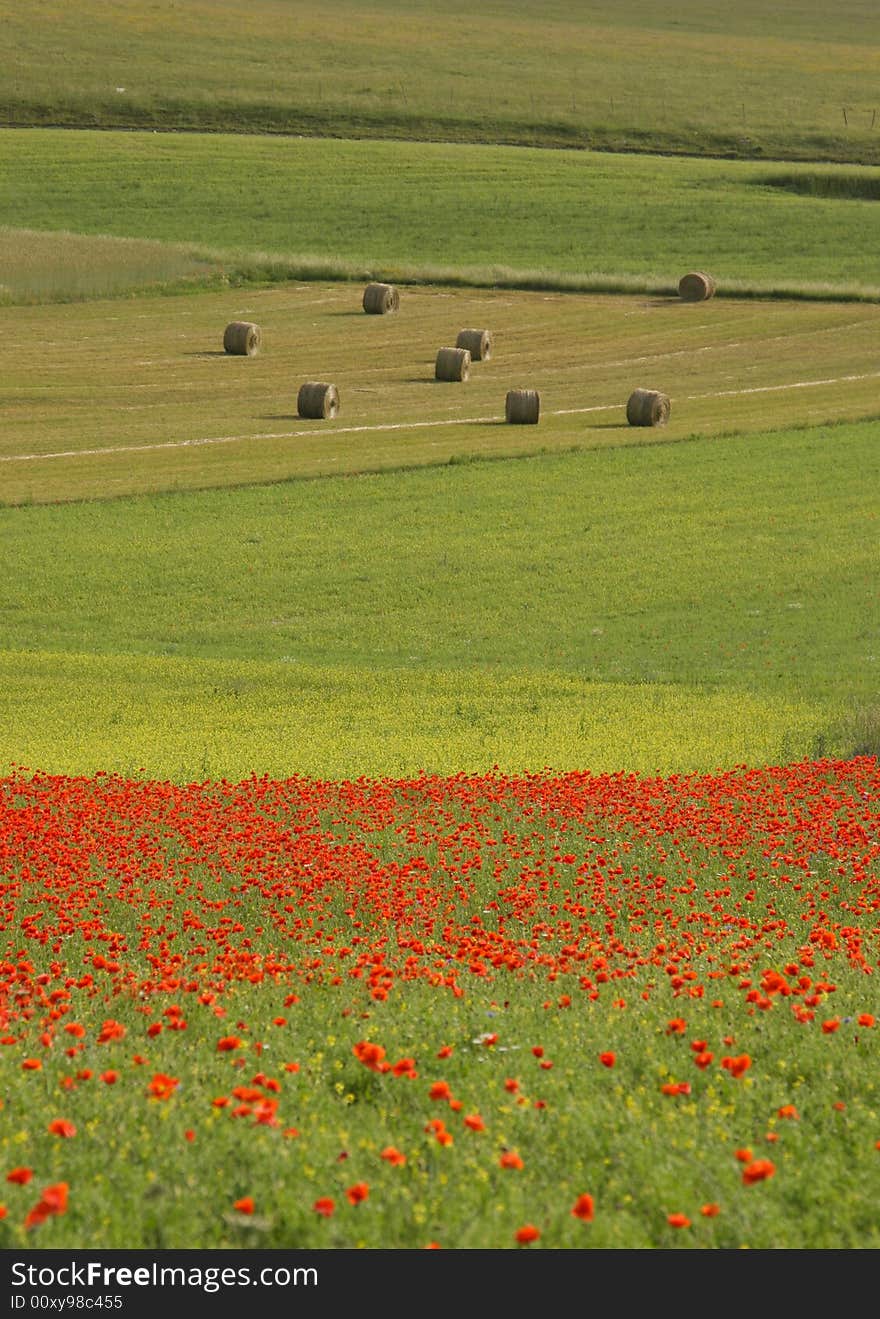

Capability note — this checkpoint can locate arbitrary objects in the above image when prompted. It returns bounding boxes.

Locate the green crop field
[4,131,880,306]
[1,0,879,163]
[1,0,879,1270]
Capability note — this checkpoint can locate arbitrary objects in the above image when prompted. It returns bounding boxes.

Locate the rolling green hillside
[1,0,879,162]
[3,132,880,307]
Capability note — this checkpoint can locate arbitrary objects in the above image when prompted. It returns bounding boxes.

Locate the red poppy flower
[47,1119,76,1138]
[700,1203,720,1217]
[499,1151,524,1170]
[97,1020,125,1044]
[147,1073,179,1100]
[100,1070,119,1085]
[25,1182,68,1230]
[380,1146,406,1166]
[436,1046,454,1059]
[428,1080,452,1101]
[6,1168,33,1185]
[346,1182,369,1206]
[822,1018,840,1034]
[353,1041,390,1073]
[858,1014,875,1028]
[233,1196,254,1214]
[571,1193,594,1221]
[667,1213,691,1228]
[742,1159,776,1185]
[734,1148,753,1163]
[21,1059,41,1072]
[514,1224,540,1245]
[599,1052,615,1068]
[463,1114,486,1132]
[778,1104,799,1120]
[313,1197,335,1217]
[216,1036,242,1052]
[661,1081,691,1096]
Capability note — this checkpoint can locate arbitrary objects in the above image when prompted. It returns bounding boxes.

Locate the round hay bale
[362,282,400,314]
[297,381,340,419]
[505,389,540,424]
[223,321,262,356]
[678,271,716,302]
[435,346,471,382]
[626,388,671,427]
[455,328,493,361]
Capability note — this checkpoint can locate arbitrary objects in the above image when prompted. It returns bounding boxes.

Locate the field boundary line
[4,369,880,465]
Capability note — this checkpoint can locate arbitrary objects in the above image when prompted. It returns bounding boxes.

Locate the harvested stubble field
[4,282,880,506]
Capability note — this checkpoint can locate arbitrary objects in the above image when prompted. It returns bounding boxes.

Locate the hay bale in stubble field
[456,328,493,361]
[435,347,471,381]
[223,321,262,355]
[626,388,671,426]
[362,282,400,314]
[678,271,717,302]
[297,382,340,419]
[505,389,540,424]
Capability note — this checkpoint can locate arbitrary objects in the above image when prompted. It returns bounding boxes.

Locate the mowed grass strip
[3,284,880,505]
[1,0,878,161]
[0,650,833,785]
[4,132,880,302]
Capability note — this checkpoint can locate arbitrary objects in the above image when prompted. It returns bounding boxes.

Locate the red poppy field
[0,755,878,1249]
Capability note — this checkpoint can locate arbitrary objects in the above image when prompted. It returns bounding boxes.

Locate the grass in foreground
[0,759,877,1249]
[0,419,874,778]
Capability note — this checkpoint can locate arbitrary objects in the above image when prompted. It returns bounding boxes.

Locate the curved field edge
[0,650,840,783]
[5,133,880,304]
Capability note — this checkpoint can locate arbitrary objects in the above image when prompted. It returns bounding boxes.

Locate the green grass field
[4,131,880,306]
[2,0,879,163]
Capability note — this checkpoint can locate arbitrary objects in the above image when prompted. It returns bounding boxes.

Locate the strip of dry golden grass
[3,283,880,505]
[0,226,217,303]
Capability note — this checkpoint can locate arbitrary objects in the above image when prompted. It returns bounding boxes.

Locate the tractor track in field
[4,368,880,465]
